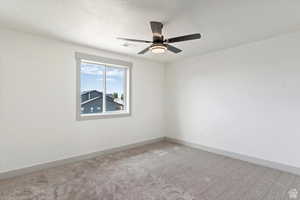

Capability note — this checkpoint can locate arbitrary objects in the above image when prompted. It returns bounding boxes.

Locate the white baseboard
[0,137,165,180]
[2,137,299,180]
[166,137,300,176]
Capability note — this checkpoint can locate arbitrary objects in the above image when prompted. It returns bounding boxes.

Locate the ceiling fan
[117,21,201,54]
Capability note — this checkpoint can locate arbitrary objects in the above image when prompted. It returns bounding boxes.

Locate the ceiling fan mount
[117,21,201,54]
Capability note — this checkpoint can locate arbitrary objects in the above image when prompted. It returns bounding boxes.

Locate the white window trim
[75,52,132,120]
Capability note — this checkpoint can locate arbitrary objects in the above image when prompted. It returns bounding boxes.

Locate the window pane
[105,67,126,112]
[80,62,104,114]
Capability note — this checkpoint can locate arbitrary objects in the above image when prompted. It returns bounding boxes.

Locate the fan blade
[165,44,182,54]
[117,37,152,43]
[138,45,153,54]
[165,33,201,43]
[150,21,163,36]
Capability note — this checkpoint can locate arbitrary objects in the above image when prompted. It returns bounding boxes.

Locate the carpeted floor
[0,141,299,200]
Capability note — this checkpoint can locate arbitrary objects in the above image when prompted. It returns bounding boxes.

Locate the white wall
[166,31,300,169]
[0,28,165,172]
[2,27,300,174]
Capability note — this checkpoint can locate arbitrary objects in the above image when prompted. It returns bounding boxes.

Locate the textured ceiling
[1,0,300,63]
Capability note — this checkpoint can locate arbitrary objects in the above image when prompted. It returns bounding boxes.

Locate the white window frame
[75,52,132,120]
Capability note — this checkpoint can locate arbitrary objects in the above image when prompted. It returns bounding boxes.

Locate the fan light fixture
[150,44,167,54]
[117,21,201,55]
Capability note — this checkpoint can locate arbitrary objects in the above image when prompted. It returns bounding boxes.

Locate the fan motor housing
[153,35,164,43]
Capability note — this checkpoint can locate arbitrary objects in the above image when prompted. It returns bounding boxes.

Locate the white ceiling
[1,0,300,63]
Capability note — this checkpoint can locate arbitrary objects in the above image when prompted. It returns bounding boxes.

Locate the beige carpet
[0,141,299,200]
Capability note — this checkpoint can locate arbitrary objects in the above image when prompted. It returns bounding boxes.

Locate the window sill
[77,111,131,121]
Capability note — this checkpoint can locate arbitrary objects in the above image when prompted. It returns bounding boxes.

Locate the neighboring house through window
[76,52,131,120]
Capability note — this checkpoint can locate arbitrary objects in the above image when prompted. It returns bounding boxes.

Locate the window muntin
[76,53,131,120]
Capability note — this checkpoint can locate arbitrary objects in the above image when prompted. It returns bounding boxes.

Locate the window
[76,52,131,120]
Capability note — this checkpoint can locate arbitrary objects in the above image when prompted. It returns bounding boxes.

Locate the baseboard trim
[2,137,299,180]
[0,137,165,180]
[165,137,300,176]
